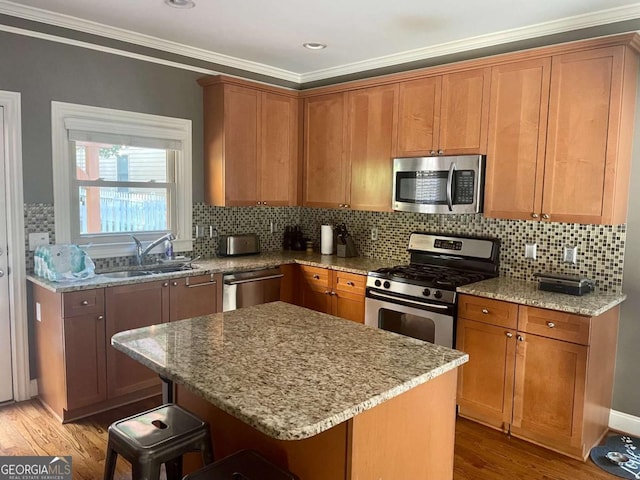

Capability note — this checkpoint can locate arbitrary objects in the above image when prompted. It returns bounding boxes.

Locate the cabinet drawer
[334,271,365,295]
[519,306,590,345]
[457,295,518,329]
[63,289,104,317]
[300,266,330,289]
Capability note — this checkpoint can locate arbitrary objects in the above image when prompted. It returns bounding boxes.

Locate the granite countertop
[111,301,468,441]
[457,277,626,316]
[27,252,398,293]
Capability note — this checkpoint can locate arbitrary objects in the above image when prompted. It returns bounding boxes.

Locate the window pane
[79,186,168,234]
[75,141,170,182]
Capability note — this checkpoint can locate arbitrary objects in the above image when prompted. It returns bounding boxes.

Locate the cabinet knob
[163,282,169,287]
[312,274,320,280]
[172,281,178,286]
[546,321,555,328]
[506,332,513,338]
[330,291,337,296]
[430,150,436,156]
[263,201,267,205]
[531,213,539,219]
[517,334,524,342]
[81,300,89,306]
[541,213,550,220]
[257,201,262,205]
[324,289,331,295]
[481,308,489,314]
[346,281,355,287]
[97,315,104,321]
[438,149,444,155]
[338,204,344,208]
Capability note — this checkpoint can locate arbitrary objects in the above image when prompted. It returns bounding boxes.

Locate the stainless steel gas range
[365,232,500,348]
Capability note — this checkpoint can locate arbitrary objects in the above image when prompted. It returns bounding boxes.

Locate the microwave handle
[446,163,455,211]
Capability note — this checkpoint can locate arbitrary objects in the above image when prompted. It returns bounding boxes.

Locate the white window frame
[52,101,193,259]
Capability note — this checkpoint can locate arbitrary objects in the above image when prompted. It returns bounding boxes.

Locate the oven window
[378,308,436,343]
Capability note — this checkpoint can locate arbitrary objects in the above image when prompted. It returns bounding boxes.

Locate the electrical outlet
[29,232,49,251]
[525,243,537,260]
[563,245,578,264]
[36,302,41,322]
[371,227,378,241]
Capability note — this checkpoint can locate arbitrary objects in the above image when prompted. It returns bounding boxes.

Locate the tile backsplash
[25,203,626,293]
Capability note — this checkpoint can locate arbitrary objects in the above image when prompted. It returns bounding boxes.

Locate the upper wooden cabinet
[200,77,299,207]
[396,68,490,157]
[303,93,349,208]
[485,45,638,224]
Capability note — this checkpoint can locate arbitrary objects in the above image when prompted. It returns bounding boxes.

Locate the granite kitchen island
[111,302,468,479]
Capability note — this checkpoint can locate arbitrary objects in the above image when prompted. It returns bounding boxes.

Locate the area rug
[590,434,640,479]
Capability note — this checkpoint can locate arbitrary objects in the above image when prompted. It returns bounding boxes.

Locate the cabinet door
[223,85,260,206]
[298,266,331,314]
[456,318,516,431]
[303,93,348,208]
[346,84,398,211]
[396,76,441,157]
[510,333,587,449]
[439,68,490,154]
[260,92,299,206]
[64,312,107,410]
[169,274,222,322]
[105,281,170,398]
[332,271,365,323]
[542,46,625,224]
[484,59,550,220]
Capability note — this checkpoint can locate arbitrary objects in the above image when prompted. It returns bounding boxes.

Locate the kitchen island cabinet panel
[105,281,170,398]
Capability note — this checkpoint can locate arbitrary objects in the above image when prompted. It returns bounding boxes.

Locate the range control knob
[374,279,382,287]
[434,290,443,299]
[383,281,391,289]
[423,288,431,297]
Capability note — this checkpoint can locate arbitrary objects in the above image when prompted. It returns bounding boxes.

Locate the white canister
[321,225,334,255]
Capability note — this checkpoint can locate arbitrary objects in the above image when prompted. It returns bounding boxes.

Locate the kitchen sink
[148,265,193,274]
[101,270,152,278]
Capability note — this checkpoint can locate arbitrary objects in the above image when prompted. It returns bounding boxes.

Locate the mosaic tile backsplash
[25,203,626,293]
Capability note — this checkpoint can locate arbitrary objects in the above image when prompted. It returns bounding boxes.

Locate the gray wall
[0,31,205,203]
[613,74,640,417]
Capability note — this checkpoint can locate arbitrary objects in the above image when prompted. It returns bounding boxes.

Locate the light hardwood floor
[0,398,616,480]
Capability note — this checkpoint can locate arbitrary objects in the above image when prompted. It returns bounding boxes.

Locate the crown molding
[0,0,302,83]
[299,3,640,83]
[0,0,639,85]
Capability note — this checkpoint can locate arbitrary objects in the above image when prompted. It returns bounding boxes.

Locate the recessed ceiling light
[164,0,195,8]
[303,42,327,50]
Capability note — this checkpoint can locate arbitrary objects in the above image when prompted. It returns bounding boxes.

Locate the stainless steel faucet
[130,233,176,266]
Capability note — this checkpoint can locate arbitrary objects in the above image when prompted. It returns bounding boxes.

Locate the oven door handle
[446,162,455,212]
[367,290,450,310]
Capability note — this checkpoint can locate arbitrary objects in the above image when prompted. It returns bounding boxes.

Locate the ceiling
[2,0,640,84]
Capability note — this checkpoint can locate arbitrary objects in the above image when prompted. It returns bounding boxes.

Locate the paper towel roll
[321,225,333,255]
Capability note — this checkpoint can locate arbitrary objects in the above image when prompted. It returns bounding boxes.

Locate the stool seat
[103,404,213,480]
[182,449,297,480]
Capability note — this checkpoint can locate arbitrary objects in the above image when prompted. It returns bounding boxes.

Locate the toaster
[218,234,260,256]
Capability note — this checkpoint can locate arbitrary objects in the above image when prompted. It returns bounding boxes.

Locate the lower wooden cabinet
[456,294,620,460]
[32,274,221,422]
[298,265,365,323]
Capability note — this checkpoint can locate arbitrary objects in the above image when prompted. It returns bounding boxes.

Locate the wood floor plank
[0,398,620,480]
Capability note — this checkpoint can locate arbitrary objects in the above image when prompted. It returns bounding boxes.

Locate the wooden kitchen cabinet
[31,274,222,422]
[456,294,620,460]
[200,77,299,207]
[396,68,490,157]
[485,46,638,224]
[298,265,365,323]
[303,93,349,208]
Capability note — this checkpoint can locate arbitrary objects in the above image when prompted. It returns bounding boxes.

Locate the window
[52,102,192,259]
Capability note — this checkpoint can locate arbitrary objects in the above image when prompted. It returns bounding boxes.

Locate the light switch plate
[29,232,49,251]
[563,245,578,264]
[525,243,537,260]
[371,227,378,241]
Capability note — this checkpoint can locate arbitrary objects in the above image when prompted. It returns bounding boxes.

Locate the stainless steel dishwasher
[222,267,284,311]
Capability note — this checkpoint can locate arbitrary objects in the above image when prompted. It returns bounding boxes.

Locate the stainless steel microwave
[392,155,484,214]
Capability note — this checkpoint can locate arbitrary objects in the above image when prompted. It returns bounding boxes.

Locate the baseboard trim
[609,410,640,437]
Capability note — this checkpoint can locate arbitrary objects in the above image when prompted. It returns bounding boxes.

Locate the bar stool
[103,404,214,480]
[182,449,297,480]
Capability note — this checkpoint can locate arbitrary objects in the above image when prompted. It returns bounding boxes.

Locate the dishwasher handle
[224,273,284,285]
